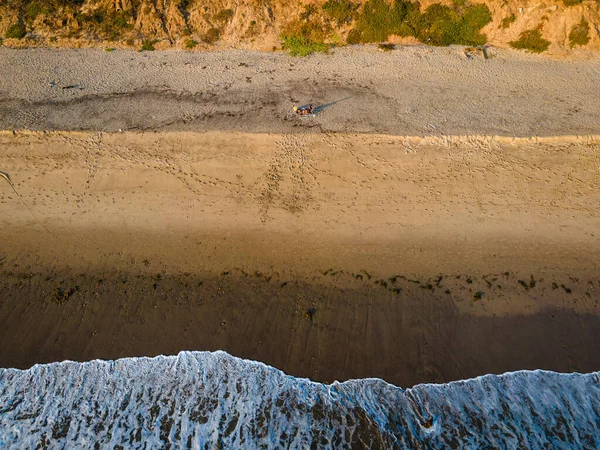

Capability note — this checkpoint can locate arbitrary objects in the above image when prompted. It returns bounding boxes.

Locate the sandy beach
[1,47,600,387]
[1,127,599,386]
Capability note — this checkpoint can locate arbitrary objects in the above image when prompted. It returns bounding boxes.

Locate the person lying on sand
[293,105,314,116]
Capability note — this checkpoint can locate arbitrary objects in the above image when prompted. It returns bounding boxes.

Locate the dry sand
[1,46,599,136]
[1,129,599,386]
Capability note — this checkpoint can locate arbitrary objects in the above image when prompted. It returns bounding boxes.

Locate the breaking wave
[1,351,599,449]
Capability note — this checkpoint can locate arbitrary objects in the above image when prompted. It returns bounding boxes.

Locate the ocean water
[0,351,599,449]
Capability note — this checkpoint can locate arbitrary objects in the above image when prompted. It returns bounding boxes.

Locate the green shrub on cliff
[24,1,43,22]
[569,18,590,47]
[281,3,333,55]
[500,13,516,29]
[75,9,133,39]
[185,38,198,49]
[285,4,332,42]
[141,39,156,51]
[510,28,550,53]
[214,8,233,23]
[350,0,419,43]
[202,27,221,44]
[456,4,492,44]
[347,0,491,47]
[5,21,26,39]
[413,3,492,46]
[322,0,360,25]
[281,35,330,56]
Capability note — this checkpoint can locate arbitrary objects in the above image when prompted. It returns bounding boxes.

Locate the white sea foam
[0,351,599,449]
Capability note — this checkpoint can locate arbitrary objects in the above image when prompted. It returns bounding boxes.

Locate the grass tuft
[281,35,330,56]
[140,39,156,51]
[185,38,198,49]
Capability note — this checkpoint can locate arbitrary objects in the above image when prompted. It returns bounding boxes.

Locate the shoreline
[1,265,599,386]
[2,265,600,387]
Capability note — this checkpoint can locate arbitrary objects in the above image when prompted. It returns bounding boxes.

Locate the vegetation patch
[510,28,550,53]
[202,27,221,44]
[213,8,233,23]
[284,4,332,42]
[569,18,590,47]
[185,38,198,49]
[244,20,259,39]
[24,1,45,22]
[349,0,419,43]
[418,3,492,46]
[347,0,492,47]
[140,39,157,51]
[75,9,133,40]
[281,4,334,56]
[563,0,582,6]
[5,21,26,39]
[322,0,360,25]
[281,35,330,56]
[500,13,515,29]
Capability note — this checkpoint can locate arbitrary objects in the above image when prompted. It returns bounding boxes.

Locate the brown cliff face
[0,0,598,55]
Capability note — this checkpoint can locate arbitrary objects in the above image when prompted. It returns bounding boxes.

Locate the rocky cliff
[0,0,598,55]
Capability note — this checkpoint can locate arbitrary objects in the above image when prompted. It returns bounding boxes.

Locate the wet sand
[1,130,599,386]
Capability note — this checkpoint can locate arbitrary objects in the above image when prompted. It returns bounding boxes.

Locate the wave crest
[1,351,599,449]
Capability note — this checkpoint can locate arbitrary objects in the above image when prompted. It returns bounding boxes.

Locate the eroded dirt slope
[0,0,599,55]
